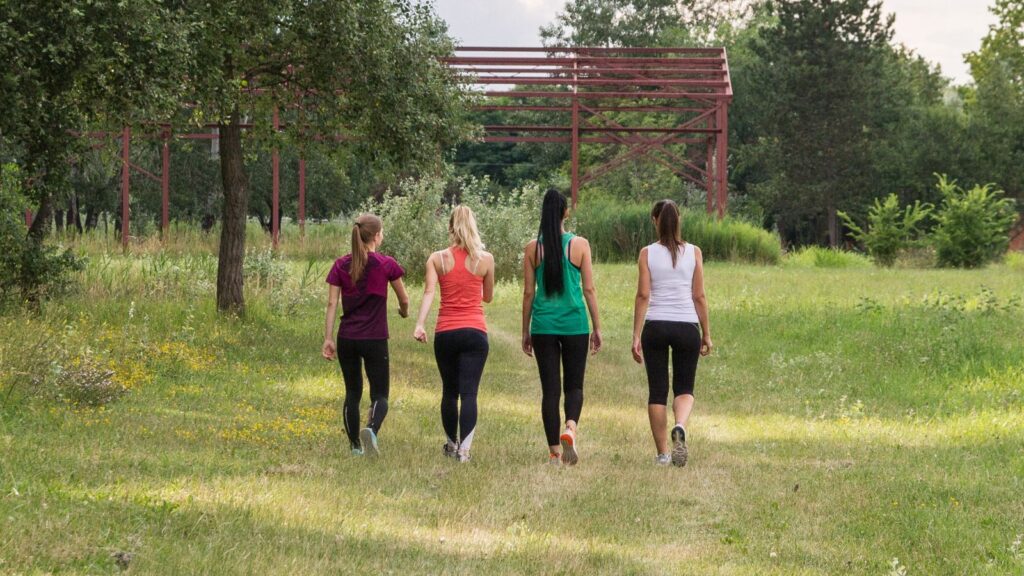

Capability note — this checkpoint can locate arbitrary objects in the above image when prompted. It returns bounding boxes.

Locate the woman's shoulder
[334,254,353,268]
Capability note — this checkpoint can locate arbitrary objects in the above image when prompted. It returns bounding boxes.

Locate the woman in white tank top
[631,200,713,467]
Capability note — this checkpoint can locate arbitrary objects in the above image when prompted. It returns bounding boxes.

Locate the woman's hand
[521,333,533,357]
[590,330,603,355]
[631,335,643,364]
[398,301,409,318]
[322,339,336,360]
[700,335,713,357]
[413,325,428,343]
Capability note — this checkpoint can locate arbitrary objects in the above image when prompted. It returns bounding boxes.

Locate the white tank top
[645,242,698,323]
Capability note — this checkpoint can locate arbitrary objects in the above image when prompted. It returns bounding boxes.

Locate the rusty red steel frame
[49,46,731,249]
[447,46,732,212]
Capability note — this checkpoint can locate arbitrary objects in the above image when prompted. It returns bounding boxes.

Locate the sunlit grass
[1,258,1023,574]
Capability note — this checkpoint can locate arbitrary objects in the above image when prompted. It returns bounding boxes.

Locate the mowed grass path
[2,261,1023,574]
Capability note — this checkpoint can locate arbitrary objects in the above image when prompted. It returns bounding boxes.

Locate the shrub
[784,246,872,269]
[932,175,1017,268]
[838,194,931,267]
[1006,251,1024,271]
[572,199,781,264]
[361,174,538,282]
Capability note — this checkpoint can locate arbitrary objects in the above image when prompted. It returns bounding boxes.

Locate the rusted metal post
[121,126,130,250]
[271,107,280,250]
[705,136,715,215]
[716,102,729,219]
[161,127,170,240]
[570,52,580,207]
[24,210,32,227]
[298,157,306,237]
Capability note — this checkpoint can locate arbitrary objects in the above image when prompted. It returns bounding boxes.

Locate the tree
[0,0,189,240]
[540,0,681,48]
[749,0,896,246]
[178,0,471,314]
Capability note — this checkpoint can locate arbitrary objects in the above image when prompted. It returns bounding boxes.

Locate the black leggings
[337,337,389,449]
[532,333,589,447]
[434,328,489,451]
[641,320,701,405]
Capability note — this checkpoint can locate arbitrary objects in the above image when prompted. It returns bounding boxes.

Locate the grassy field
[1,255,1023,574]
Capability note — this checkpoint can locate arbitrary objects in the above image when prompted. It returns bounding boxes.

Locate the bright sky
[434,0,998,84]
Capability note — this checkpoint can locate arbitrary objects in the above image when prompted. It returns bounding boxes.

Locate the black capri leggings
[640,320,701,405]
[434,328,489,451]
[532,333,589,447]
[337,337,390,449]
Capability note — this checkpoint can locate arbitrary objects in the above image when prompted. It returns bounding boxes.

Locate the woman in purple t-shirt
[322,214,409,457]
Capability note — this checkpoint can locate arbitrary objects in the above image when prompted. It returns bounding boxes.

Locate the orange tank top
[435,247,487,334]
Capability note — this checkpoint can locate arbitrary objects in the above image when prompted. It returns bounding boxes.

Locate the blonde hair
[448,205,483,262]
[351,213,382,282]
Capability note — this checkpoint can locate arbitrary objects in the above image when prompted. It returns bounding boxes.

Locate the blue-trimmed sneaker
[351,447,364,456]
[671,425,688,467]
[360,427,379,457]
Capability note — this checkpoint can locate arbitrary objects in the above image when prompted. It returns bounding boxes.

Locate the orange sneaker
[559,429,578,466]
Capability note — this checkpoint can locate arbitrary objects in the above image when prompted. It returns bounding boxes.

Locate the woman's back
[531,232,589,335]
[436,247,487,334]
[646,242,698,323]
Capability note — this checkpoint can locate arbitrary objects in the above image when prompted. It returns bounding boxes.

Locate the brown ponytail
[651,199,683,268]
[350,214,382,282]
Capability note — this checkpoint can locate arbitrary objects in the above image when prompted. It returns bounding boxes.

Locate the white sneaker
[655,453,671,466]
[559,429,578,466]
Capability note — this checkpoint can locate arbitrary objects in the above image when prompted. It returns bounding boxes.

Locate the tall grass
[784,246,873,269]
[573,200,781,264]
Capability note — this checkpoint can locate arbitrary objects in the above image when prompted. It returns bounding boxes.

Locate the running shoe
[359,427,379,457]
[670,425,688,467]
[351,447,364,456]
[456,450,471,463]
[548,452,561,465]
[559,429,579,466]
[443,442,458,459]
[655,453,671,466]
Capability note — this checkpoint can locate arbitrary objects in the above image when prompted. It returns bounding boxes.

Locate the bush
[838,194,931,267]
[784,246,873,269]
[361,174,538,282]
[932,175,1017,268]
[572,199,781,264]
[1005,251,1024,271]
[0,163,83,307]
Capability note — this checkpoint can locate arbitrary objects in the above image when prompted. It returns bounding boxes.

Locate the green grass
[2,256,1024,574]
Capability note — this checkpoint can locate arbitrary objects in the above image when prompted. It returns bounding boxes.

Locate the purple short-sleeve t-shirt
[326,252,404,339]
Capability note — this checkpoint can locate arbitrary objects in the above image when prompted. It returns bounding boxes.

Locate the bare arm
[391,277,410,318]
[322,284,341,360]
[691,247,712,356]
[521,241,536,356]
[577,238,602,354]
[631,247,651,364]
[481,253,495,304]
[413,253,440,342]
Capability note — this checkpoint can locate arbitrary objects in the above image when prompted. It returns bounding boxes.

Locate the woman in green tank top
[521,189,602,466]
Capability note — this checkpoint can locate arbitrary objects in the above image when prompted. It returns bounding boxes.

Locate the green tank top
[531,233,590,335]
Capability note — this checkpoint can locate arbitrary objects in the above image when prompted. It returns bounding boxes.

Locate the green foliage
[839,194,931,267]
[540,0,681,48]
[0,164,82,307]
[932,175,1018,268]
[785,246,872,269]
[573,199,781,264]
[1005,251,1024,271]
[361,175,538,282]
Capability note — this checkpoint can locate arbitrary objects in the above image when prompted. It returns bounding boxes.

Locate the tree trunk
[827,204,839,248]
[54,209,65,233]
[216,112,249,315]
[28,194,53,241]
[85,207,99,231]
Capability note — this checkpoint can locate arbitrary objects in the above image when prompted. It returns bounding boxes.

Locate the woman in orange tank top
[413,206,495,462]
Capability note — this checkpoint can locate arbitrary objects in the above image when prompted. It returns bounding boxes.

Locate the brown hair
[651,199,683,268]
[351,214,382,282]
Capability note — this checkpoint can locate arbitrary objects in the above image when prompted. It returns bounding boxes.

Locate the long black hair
[538,188,568,296]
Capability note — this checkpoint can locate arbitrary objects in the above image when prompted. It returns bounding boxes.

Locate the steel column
[705,137,714,215]
[571,56,580,207]
[121,126,130,250]
[24,210,32,227]
[716,103,729,219]
[271,107,280,249]
[161,127,170,239]
[298,158,306,237]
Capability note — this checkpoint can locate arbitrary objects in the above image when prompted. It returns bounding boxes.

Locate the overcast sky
[434,0,997,84]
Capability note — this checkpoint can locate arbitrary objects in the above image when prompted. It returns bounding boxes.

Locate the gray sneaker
[360,427,379,457]
[670,425,688,467]
[456,450,471,463]
[443,442,458,459]
[654,453,671,466]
